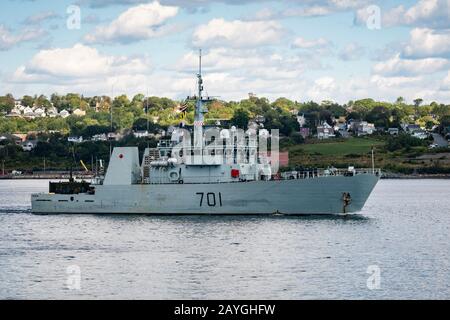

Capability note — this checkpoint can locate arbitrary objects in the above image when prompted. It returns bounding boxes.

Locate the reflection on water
[0,179,449,299]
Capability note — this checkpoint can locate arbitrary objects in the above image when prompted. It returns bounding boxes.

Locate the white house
[47,106,58,117]
[7,108,21,117]
[388,128,399,135]
[23,106,33,114]
[14,100,23,108]
[73,108,86,117]
[413,131,428,140]
[22,140,38,152]
[254,115,266,124]
[133,130,149,138]
[108,132,120,141]
[23,107,35,119]
[68,136,83,143]
[356,121,375,136]
[317,122,335,140]
[92,133,107,141]
[59,109,70,118]
[34,108,46,118]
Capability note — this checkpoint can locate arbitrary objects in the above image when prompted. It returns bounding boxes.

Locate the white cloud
[12,43,151,84]
[441,71,450,90]
[176,48,265,72]
[174,48,323,82]
[403,28,450,59]
[281,0,371,18]
[84,1,179,44]
[292,37,330,49]
[5,23,450,104]
[192,18,284,48]
[0,25,45,50]
[373,54,449,76]
[23,11,60,25]
[369,74,423,88]
[307,76,338,101]
[339,42,365,61]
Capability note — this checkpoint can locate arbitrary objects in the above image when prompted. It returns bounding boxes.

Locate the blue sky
[1,0,450,103]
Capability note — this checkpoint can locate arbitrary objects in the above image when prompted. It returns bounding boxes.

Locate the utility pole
[2,160,4,176]
[371,146,375,174]
[43,157,46,173]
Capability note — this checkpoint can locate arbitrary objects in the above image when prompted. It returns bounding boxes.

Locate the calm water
[0,179,449,300]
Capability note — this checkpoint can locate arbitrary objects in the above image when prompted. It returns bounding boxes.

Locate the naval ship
[31,53,380,215]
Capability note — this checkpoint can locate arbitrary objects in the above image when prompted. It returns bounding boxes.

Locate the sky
[1,0,450,104]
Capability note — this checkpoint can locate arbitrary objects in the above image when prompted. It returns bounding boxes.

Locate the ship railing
[280,168,382,180]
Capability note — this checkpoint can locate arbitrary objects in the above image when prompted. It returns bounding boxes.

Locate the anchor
[342,192,352,214]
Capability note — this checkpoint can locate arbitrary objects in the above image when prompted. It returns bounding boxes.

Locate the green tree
[21,95,34,107]
[231,108,250,130]
[0,94,15,113]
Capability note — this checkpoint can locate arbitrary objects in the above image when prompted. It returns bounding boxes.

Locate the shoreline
[381,174,450,179]
[0,173,94,180]
[0,173,449,180]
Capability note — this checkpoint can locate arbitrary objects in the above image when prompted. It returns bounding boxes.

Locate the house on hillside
[388,128,399,135]
[68,136,83,143]
[47,106,58,118]
[92,134,107,141]
[107,133,120,141]
[34,108,46,118]
[14,100,22,108]
[300,127,310,139]
[14,133,28,143]
[7,108,21,118]
[60,109,70,118]
[412,130,428,140]
[403,124,421,133]
[22,140,38,151]
[133,130,149,138]
[0,134,23,145]
[23,107,35,119]
[356,121,375,136]
[73,108,86,117]
[317,122,335,140]
[254,115,266,124]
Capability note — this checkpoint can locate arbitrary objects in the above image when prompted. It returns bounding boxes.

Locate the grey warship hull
[32,173,378,215]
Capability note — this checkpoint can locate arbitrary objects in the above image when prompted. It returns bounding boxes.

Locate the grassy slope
[291,137,383,156]
[286,137,450,172]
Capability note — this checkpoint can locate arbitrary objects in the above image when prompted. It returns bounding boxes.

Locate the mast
[146,88,150,149]
[193,49,206,163]
[110,85,114,159]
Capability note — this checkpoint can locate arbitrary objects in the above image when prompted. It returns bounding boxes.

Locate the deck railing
[280,168,382,180]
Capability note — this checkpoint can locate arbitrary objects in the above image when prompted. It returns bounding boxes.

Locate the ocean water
[0,179,449,300]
